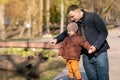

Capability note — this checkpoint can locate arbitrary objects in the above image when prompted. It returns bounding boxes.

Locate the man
[50,5,110,80]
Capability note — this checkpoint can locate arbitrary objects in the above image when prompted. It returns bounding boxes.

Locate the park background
[0,0,120,80]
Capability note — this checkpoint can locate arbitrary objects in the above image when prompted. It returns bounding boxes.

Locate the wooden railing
[0,41,60,49]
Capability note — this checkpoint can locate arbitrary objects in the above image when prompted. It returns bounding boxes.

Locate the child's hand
[88,45,96,54]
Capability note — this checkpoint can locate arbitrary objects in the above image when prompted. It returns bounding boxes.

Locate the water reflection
[0,70,40,80]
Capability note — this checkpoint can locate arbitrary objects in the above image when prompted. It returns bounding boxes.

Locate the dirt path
[107,28,120,80]
[54,28,120,80]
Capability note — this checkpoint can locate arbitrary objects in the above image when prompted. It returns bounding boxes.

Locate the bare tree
[60,0,64,33]
[80,0,115,23]
[39,0,43,36]
[0,3,6,40]
[46,0,50,34]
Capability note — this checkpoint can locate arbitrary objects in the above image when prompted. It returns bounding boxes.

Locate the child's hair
[67,22,78,33]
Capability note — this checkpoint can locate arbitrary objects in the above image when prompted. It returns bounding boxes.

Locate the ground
[107,28,120,80]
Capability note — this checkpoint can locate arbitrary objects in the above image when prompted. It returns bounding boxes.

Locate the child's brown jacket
[59,34,91,61]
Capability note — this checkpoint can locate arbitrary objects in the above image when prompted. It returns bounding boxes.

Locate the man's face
[68,9,82,22]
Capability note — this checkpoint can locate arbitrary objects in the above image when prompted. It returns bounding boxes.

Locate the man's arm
[92,13,108,50]
[49,30,67,46]
[55,30,68,43]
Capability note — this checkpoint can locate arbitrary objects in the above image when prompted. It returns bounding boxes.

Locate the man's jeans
[82,52,109,80]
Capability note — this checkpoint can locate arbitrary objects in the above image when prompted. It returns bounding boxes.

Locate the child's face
[67,29,76,36]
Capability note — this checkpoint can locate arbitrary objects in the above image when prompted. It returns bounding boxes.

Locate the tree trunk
[46,0,50,34]
[0,4,5,40]
[60,0,64,33]
[39,0,43,36]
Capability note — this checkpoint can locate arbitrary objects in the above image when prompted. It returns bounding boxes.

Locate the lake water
[0,70,40,80]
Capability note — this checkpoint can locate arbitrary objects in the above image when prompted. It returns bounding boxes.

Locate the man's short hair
[67,4,80,14]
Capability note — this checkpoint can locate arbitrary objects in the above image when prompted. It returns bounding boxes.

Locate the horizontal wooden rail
[0,41,60,49]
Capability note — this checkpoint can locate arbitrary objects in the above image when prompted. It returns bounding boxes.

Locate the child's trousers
[66,59,81,79]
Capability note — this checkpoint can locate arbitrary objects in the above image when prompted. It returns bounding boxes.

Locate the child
[58,22,92,80]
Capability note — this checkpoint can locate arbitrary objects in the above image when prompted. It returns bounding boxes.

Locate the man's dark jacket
[55,11,110,56]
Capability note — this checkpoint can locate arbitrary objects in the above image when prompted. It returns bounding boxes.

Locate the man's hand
[49,39,57,46]
[88,45,96,54]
